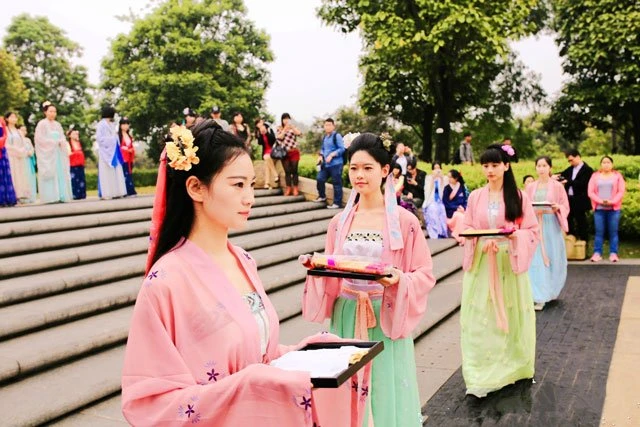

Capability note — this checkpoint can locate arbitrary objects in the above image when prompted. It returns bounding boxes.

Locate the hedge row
[84,155,640,239]
[85,168,159,191]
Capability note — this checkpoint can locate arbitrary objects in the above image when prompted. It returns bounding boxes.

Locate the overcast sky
[0,0,565,124]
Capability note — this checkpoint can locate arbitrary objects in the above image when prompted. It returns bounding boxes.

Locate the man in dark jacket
[558,148,593,242]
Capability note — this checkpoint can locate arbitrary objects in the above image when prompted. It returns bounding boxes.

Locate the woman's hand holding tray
[270,341,384,388]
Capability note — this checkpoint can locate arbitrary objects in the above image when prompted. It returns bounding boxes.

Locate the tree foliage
[102,0,273,162]
[3,14,93,146]
[549,0,640,154]
[0,49,29,115]
[318,0,547,162]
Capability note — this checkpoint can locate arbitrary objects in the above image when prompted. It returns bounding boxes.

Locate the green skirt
[460,240,536,397]
[331,296,423,427]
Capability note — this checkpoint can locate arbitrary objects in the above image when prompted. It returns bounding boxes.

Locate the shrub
[85,168,159,191]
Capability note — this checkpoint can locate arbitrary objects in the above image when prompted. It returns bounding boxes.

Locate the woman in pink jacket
[587,156,626,262]
[525,156,570,311]
[460,144,539,398]
[122,120,367,426]
[302,132,435,426]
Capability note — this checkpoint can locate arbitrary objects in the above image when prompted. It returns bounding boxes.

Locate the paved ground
[423,264,640,427]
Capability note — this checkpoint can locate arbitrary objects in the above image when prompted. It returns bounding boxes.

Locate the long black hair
[449,169,465,188]
[151,119,248,265]
[479,144,522,222]
[118,117,132,146]
[347,133,395,167]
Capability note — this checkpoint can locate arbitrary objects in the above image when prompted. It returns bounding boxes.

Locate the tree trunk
[435,110,452,163]
[419,107,435,162]
[632,103,640,155]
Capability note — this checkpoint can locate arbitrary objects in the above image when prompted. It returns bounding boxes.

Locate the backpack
[452,145,462,165]
[324,132,348,164]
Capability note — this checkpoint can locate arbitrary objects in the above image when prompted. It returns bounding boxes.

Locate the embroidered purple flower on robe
[300,396,312,411]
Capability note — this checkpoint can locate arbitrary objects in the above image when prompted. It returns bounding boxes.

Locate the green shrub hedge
[85,168,159,191]
[85,155,640,239]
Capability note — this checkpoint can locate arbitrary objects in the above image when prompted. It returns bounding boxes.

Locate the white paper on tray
[270,346,366,378]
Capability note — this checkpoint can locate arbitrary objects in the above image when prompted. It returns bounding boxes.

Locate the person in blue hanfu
[96,105,127,199]
[525,156,570,311]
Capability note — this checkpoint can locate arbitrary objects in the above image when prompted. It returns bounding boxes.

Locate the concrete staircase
[0,190,464,426]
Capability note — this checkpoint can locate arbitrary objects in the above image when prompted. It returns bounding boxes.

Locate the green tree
[318,0,547,162]
[3,14,93,148]
[102,0,273,162]
[550,0,640,154]
[0,49,29,115]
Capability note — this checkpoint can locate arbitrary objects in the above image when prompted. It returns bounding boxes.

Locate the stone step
[0,274,461,425]
[0,255,144,308]
[0,236,329,344]
[0,307,132,384]
[0,201,326,258]
[0,196,155,224]
[0,220,333,307]
[0,189,282,224]
[0,208,152,239]
[0,346,125,426]
[0,210,336,278]
[0,278,139,340]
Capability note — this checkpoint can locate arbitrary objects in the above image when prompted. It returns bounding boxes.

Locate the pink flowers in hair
[501,145,515,157]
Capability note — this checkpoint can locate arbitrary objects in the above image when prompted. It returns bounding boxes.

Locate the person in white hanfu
[96,106,127,199]
[34,101,72,204]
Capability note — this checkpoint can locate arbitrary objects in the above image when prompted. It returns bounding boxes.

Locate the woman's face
[448,173,457,184]
[524,176,535,187]
[348,150,389,197]
[185,116,196,126]
[600,157,613,172]
[70,130,79,140]
[432,164,441,175]
[536,159,551,178]
[282,117,290,126]
[121,123,130,132]
[45,107,57,120]
[482,161,508,183]
[234,114,243,125]
[7,113,18,126]
[192,152,256,231]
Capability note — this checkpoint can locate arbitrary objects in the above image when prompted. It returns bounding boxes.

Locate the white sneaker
[314,197,327,203]
[327,204,341,209]
[534,302,545,311]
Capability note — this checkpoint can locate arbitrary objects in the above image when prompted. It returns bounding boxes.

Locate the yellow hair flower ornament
[380,132,393,151]
[167,126,199,171]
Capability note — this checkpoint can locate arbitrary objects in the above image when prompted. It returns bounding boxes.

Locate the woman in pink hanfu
[122,120,367,426]
[302,133,436,426]
[460,144,539,398]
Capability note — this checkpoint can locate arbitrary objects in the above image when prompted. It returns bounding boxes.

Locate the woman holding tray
[122,120,366,426]
[525,156,570,310]
[460,144,539,398]
[302,132,436,426]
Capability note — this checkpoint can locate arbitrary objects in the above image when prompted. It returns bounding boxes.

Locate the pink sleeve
[462,190,478,271]
[380,216,436,340]
[122,291,313,426]
[610,174,626,205]
[508,193,540,274]
[588,174,603,205]
[554,182,570,233]
[302,217,342,323]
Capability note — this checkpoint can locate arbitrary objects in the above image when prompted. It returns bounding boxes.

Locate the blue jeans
[316,164,343,206]
[593,209,621,255]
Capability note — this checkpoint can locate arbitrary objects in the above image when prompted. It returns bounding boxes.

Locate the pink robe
[122,239,364,426]
[462,187,539,274]
[525,179,570,232]
[302,206,436,340]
